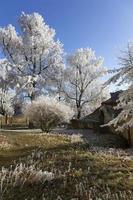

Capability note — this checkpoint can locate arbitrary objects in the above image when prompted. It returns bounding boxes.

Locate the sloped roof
[82,107,100,122]
[82,91,123,123]
[101,90,122,105]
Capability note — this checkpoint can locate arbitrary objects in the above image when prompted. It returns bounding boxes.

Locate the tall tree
[63,48,107,119]
[0,12,64,101]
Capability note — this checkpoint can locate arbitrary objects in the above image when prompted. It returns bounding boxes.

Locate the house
[98,91,122,131]
[70,91,122,130]
[70,91,133,146]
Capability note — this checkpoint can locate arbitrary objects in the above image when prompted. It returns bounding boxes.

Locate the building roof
[101,90,122,106]
[82,107,100,122]
[82,91,123,123]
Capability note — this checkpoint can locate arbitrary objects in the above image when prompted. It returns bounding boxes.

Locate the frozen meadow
[0,132,133,200]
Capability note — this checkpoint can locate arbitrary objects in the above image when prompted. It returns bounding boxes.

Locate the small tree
[0,91,14,124]
[24,96,73,132]
[63,48,107,119]
[0,59,14,124]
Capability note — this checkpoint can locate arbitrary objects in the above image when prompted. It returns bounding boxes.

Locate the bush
[25,96,73,132]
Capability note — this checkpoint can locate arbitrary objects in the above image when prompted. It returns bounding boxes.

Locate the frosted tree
[106,43,133,139]
[63,48,108,119]
[0,91,14,122]
[45,66,65,101]
[0,59,14,123]
[0,12,64,101]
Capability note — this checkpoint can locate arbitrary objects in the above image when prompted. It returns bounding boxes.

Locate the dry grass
[0,131,133,200]
[0,132,70,167]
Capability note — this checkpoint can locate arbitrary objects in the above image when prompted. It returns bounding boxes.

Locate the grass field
[0,131,133,200]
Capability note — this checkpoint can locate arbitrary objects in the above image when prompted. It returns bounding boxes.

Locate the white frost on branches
[0,59,14,116]
[63,48,108,118]
[0,91,14,116]
[24,96,74,131]
[106,43,133,131]
[0,12,64,101]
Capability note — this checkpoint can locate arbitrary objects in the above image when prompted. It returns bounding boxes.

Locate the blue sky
[0,0,133,69]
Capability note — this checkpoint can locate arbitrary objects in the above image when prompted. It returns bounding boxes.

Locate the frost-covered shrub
[25,96,73,132]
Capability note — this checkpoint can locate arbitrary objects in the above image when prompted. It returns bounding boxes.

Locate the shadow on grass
[0,137,130,168]
[0,146,36,167]
[0,142,90,168]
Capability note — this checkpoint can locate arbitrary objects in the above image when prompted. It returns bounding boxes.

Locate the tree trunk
[77,107,81,119]
[30,93,35,102]
[128,127,131,147]
[28,121,34,129]
[0,117,2,129]
[28,89,36,129]
[5,114,8,125]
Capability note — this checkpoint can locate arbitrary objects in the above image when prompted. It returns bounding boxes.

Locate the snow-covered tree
[0,59,14,123]
[45,67,65,101]
[0,12,64,101]
[62,48,108,119]
[0,59,16,91]
[106,43,133,135]
[0,91,14,117]
[24,96,73,132]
